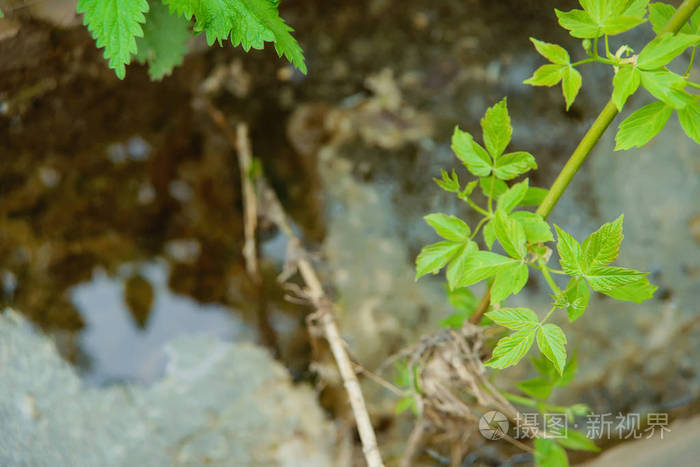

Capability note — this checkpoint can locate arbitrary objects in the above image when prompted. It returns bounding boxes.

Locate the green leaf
[446,286,478,312]
[562,66,582,110]
[554,226,584,276]
[535,438,569,467]
[556,429,600,452]
[497,179,530,213]
[480,176,508,199]
[77,0,150,79]
[537,323,567,375]
[648,2,692,34]
[451,127,492,177]
[524,64,566,87]
[434,169,460,193]
[395,396,418,415]
[582,215,624,268]
[494,210,527,259]
[483,220,496,250]
[481,98,512,159]
[424,213,471,242]
[678,101,700,144]
[612,66,641,110]
[511,211,554,243]
[493,152,538,180]
[165,0,307,73]
[486,307,538,330]
[603,277,657,303]
[602,15,645,35]
[135,2,191,80]
[563,277,590,322]
[453,251,516,288]
[519,186,549,207]
[446,242,478,290]
[585,266,647,293]
[531,355,557,380]
[637,32,700,70]
[530,38,570,65]
[485,329,537,370]
[615,101,673,150]
[555,8,600,39]
[640,70,694,109]
[415,241,462,279]
[517,377,554,399]
[557,353,578,387]
[491,262,529,302]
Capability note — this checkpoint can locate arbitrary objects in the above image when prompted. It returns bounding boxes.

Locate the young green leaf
[485,328,537,370]
[529,38,570,65]
[556,429,601,452]
[554,226,584,276]
[480,176,509,199]
[524,64,566,87]
[602,277,657,303]
[511,211,554,243]
[434,169,461,193]
[451,127,492,177]
[77,0,150,79]
[612,66,641,110]
[678,101,700,144]
[415,241,462,279]
[395,396,418,416]
[519,186,549,207]
[562,66,583,110]
[483,220,496,249]
[135,2,191,80]
[537,323,567,375]
[582,214,624,268]
[615,101,673,150]
[555,8,600,39]
[557,353,578,387]
[453,251,516,288]
[491,262,529,302]
[446,242,478,290]
[165,0,307,74]
[424,213,471,242]
[486,307,539,330]
[535,438,569,467]
[493,152,538,180]
[497,179,530,213]
[517,377,554,399]
[481,98,512,159]
[563,277,590,322]
[494,210,527,259]
[640,70,693,109]
[637,32,700,70]
[585,266,646,293]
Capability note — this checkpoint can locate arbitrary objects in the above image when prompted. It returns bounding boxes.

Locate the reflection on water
[72,260,252,386]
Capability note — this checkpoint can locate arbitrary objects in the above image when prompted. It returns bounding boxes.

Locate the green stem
[538,260,562,296]
[467,198,490,217]
[541,305,557,324]
[604,34,611,58]
[470,216,490,240]
[536,0,700,220]
[684,46,696,77]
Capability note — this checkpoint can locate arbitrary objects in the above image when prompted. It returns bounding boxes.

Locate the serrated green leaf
[612,66,641,110]
[135,2,191,80]
[165,0,306,73]
[491,262,529,302]
[563,277,590,322]
[483,220,496,249]
[453,250,516,288]
[415,241,462,279]
[602,15,645,35]
[637,32,700,70]
[556,8,600,38]
[585,266,646,293]
[494,210,527,259]
[537,323,567,375]
[603,277,657,303]
[481,98,512,159]
[451,126,492,177]
[524,64,567,87]
[519,186,549,207]
[535,438,569,467]
[530,38,570,65]
[434,169,461,193]
[562,66,582,110]
[486,307,538,330]
[511,211,554,243]
[493,152,538,180]
[582,215,624,268]
[446,242,478,290]
[517,377,554,399]
[621,0,650,19]
[640,70,694,109]
[615,100,673,150]
[424,213,471,242]
[556,429,600,452]
[480,176,509,199]
[77,0,149,79]
[557,353,578,387]
[555,226,584,276]
[498,179,530,213]
[485,328,536,370]
[678,101,700,144]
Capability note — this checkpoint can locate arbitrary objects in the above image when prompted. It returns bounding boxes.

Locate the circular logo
[479,410,509,440]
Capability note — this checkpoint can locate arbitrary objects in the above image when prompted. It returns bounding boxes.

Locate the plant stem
[684,46,696,77]
[538,260,562,296]
[470,216,490,240]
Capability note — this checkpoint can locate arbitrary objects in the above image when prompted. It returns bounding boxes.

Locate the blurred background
[0,0,699,465]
